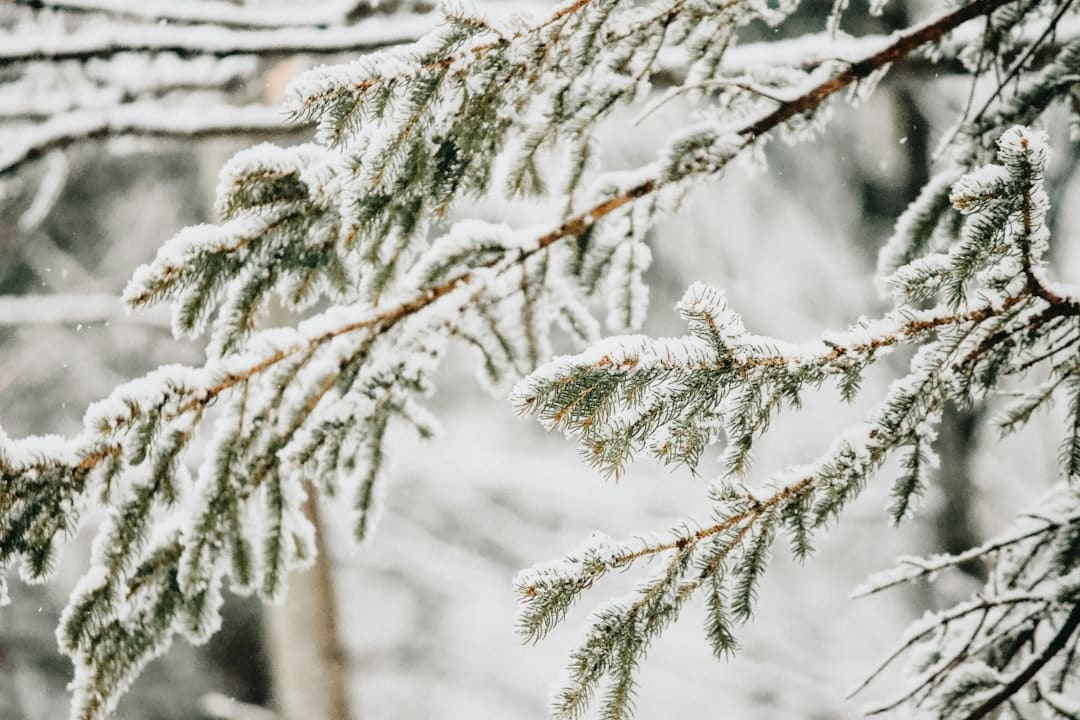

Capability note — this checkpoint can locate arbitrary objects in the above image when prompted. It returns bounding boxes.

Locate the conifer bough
[3,0,1080,719]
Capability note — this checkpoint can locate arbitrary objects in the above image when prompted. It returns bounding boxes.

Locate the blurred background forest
[2,1,1079,718]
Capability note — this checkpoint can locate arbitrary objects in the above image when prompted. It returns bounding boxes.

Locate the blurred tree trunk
[934,403,985,575]
[258,63,353,720]
[265,487,352,720]
[866,82,987,582]
[781,1,987,581]
[265,499,351,720]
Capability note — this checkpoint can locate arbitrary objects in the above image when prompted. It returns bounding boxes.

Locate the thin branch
[0,13,437,66]
[960,603,1080,720]
[0,293,170,327]
[0,102,306,177]
[1016,329,1080,371]
[854,513,1080,598]
[15,0,364,30]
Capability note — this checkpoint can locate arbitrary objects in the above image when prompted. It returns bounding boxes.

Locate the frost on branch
[878,33,1080,287]
[852,484,1080,717]
[514,128,1080,720]
[6,2,816,711]
[124,143,353,354]
[5,0,1080,718]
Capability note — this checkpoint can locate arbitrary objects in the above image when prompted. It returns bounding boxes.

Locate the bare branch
[0,294,170,327]
[0,13,435,66]
[0,102,306,177]
[0,2,553,66]
[15,0,364,30]
[960,603,1080,720]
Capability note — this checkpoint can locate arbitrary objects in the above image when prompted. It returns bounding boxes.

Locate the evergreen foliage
[515,126,1080,719]
[2,1,1080,718]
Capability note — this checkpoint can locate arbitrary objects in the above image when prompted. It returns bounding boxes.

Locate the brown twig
[612,477,813,566]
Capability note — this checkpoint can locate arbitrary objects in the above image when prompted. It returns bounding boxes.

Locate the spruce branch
[513,125,1080,719]
[4,1,1080,718]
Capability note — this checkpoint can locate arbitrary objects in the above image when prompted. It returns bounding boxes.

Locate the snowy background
[2,2,1079,719]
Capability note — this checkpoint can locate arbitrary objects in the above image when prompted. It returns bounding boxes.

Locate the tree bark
[265,487,352,720]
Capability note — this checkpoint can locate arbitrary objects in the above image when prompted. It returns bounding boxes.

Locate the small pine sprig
[125,144,355,355]
[512,127,1080,720]
[879,34,1080,280]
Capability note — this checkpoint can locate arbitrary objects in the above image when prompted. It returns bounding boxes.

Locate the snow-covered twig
[0,102,303,177]
[853,512,1080,597]
[16,0,366,30]
[0,3,553,66]
[0,294,170,327]
[0,14,436,66]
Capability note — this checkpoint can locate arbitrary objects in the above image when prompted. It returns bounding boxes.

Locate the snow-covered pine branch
[3,1,1080,719]
[513,126,1080,718]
